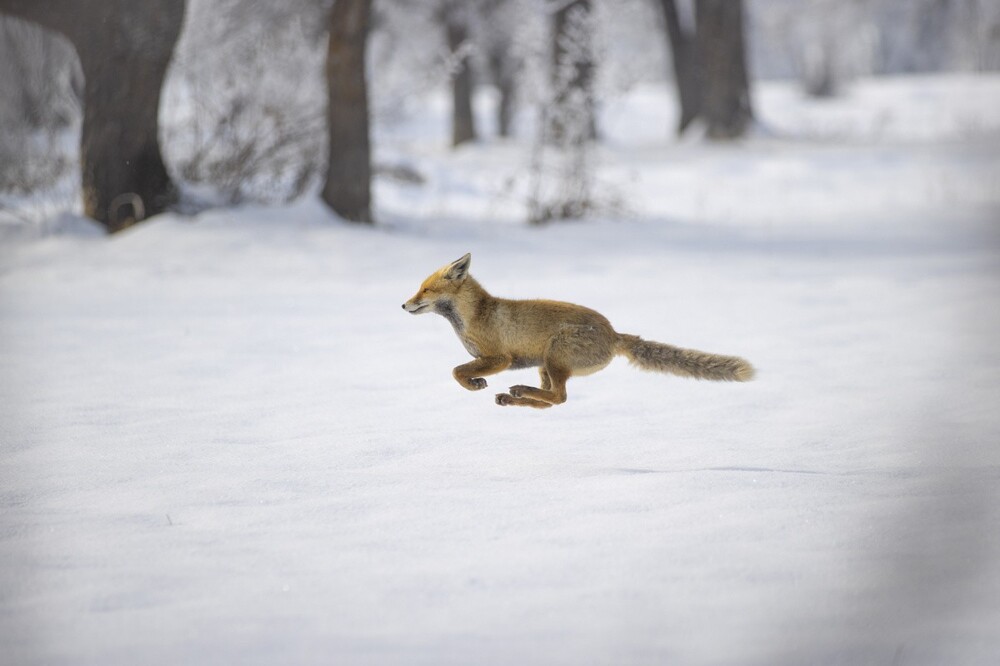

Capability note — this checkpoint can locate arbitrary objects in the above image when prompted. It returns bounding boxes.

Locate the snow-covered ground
[2,75,1000,665]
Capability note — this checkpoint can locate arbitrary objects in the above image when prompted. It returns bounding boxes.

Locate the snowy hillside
[2,75,1000,665]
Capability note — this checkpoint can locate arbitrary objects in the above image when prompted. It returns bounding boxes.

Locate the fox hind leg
[539,368,551,391]
[506,364,569,406]
[495,392,552,408]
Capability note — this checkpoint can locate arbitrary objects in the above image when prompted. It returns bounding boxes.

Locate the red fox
[403,253,755,408]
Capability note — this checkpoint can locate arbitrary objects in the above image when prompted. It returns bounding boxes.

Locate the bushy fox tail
[616,334,755,382]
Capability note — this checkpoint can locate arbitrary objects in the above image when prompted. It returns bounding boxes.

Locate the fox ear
[444,253,471,281]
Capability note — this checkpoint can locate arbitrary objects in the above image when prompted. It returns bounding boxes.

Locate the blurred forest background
[2,3,1000,663]
[1,0,998,232]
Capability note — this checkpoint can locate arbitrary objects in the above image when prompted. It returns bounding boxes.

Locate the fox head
[402,253,472,315]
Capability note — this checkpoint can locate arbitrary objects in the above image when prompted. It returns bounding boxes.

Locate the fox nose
[401,303,405,309]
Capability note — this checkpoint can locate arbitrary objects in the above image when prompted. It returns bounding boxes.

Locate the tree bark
[488,46,516,138]
[655,0,700,134]
[0,0,184,232]
[322,0,373,224]
[694,0,753,139]
[548,0,597,143]
[482,0,519,139]
[442,2,476,147]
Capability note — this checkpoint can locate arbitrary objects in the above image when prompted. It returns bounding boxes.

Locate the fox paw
[495,393,513,406]
[466,377,487,390]
[508,385,533,398]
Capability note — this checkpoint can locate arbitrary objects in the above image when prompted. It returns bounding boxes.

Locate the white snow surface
[2,76,1000,665]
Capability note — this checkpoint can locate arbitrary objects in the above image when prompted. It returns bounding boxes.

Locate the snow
[2,75,1000,665]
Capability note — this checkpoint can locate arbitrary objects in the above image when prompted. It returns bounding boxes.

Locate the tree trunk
[482,0,519,139]
[695,0,753,139]
[442,3,476,147]
[548,0,596,144]
[655,0,700,134]
[487,45,516,138]
[0,0,184,232]
[322,0,373,224]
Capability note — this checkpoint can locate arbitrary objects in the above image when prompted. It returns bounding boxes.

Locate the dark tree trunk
[487,45,516,138]
[442,3,476,147]
[694,0,752,139]
[78,8,182,232]
[0,0,184,232]
[548,0,596,143]
[481,0,519,139]
[322,0,373,224]
[655,0,700,134]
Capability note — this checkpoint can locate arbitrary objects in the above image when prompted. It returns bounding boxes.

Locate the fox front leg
[453,355,512,391]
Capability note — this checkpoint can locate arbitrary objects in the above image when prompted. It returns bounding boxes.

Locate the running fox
[402,253,754,409]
